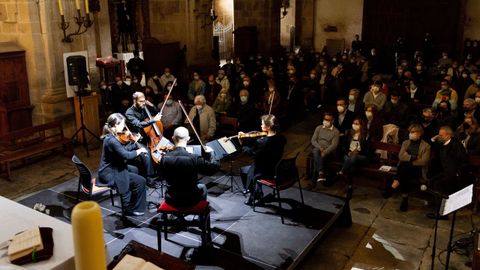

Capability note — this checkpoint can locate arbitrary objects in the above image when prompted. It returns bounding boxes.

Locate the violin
[226,131,268,141]
[116,129,140,144]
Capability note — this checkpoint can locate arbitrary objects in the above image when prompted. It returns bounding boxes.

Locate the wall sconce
[281,0,289,18]
[58,0,94,43]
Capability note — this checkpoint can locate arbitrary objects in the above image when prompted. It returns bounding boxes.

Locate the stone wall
[149,0,215,66]
[464,0,480,39]
[0,0,111,134]
[280,0,295,50]
[295,0,314,49]
[233,0,281,54]
[311,0,364,52]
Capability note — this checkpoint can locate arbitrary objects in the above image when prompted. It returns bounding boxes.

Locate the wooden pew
[0,120,72,181]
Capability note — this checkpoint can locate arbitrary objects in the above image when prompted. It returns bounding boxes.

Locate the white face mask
[269,87,274,92]
[323,120,331,128]
[310,74,316,79]
[240,96,248,103]
[153,75,158,80]
[243,81,250,87]
[352,124,360,131]
[337,106,345,113]
[462,73,468,78]
[348,95,355,101]
[165,99,173,105]
[240,74,245,79]
[409,133,419,141]
[391,99,398,104]
[165,72,171,77]
[195,105,203,110]
[365,111,373,119]
[475,97,480,104]
[194,75,200,80]
[100,85,107,90]
[116,81,123,86]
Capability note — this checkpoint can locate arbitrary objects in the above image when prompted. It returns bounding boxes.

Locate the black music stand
[206,137,242,193]
[71,81,101,157]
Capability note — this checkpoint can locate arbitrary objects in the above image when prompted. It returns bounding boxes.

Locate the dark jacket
[431,137,468,193]
[160,147,219,207]
[343,129,369,156]
[334,110,355,135]
[125,105,159,134]
[245,134,286,179]
[98,134,139,194]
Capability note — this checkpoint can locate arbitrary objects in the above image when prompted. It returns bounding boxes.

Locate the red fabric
[258,179,295,190]
[158,200,209,214]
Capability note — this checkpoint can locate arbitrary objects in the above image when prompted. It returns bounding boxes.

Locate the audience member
[159,67,176,90]
[147,72,162,95]
[432,79,458,111]
[188,95,216,143]
[216,69,230,93]
[229,89,258,132]
[363,81,387,111]
[204,74,222,106]
[364,105,383,142]
[188,71,206,102]
[455,115,480,155]
[212,89,232,115]
[157,94,183,141]
[347,88,364,117]
[311,112,340,185]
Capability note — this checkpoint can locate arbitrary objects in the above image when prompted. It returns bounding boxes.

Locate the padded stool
[156,200,211,252]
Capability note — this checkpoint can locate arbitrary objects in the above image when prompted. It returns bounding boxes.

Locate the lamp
[281,0,289,18]
[58,0,94,43]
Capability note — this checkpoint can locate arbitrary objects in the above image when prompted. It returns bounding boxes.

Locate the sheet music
[440,184,473,216]
[218,137,236,154]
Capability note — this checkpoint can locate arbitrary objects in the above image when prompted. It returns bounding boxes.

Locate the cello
[143,79,177,163]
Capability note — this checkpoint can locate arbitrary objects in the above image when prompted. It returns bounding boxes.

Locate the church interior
[1,0,480,269]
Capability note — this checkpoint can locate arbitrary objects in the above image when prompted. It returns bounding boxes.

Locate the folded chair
[253,152,305,224]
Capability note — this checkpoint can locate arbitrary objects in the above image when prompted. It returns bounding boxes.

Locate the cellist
[125,91,162,187]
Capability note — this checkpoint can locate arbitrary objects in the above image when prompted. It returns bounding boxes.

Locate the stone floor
[1,112,478,270]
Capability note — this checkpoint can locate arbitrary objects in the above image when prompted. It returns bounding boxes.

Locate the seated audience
[432,80,458,111]
[188,71,206,102]
[160,67,176,90]
[347,88,365,117]
[364,104,383,142]
[363,80,387,111]
[147,72,162,95]
[455,115,480,155]
[204,74,222,106]
[311,112,340,185]
[216,69,230,93]
[384,124,431,212]
[157,94,183,141]
[229,89,258,132]
[188,95,216,143]
[262,82,282,116]
[212,89,232,115]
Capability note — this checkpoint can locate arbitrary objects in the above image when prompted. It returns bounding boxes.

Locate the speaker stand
[71,92,101,157]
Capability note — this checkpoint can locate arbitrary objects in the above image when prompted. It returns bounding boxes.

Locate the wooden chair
[156,200,211,252]
[217,115,239,137]
[253,152,305,224]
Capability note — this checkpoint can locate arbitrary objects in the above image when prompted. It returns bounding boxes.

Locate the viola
[116,130,138,144]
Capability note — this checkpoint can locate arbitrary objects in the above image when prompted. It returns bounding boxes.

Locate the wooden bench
[306,141,402,185]
[0,120,73,181]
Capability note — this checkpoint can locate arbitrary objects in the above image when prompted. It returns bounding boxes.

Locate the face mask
[319,61,325,66]
[269,87,274,92]
[462,73,468,78]
[165,99,173,105]
[410,84,416,90]
[322,69,328,74]
[323,120,331,128]
[352,124,360,131]
[243,81,250,87]
[195,105,203,110]
[441,85,448,90]
[416,66,422,71]
[165,72,171,76]
[348,95,355,101]
[153,75,158,80]
[240,74,245,79]
[209,81,214,85]
[443,55,448,59]
[436,137,445,144]
[372,87,380,94]
[391,99,398,105]
[337,106,345,113]
[475,97,480,104]
[218,74,224,79]
[240,96,248,103]
[463,122,471,130]
[100,85,107,90]
[476,80,480,85]
[332,58,337,62]
[365,111,373,119]
[116,81,123,86]
[133,80,138,84]
[220,93,227,98]
[194,75,200,80]
[310,74,316,79]
[263,69,268,74]
[287,70,295,75]
[409,133,418,141]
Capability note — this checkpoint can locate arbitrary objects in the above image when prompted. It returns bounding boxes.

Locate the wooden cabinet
[0,42,33,135]
[74,94,100,142]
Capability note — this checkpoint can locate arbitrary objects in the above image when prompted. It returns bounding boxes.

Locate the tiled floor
[1,112,478,269]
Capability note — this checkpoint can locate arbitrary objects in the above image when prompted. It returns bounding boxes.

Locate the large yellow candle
[71,201,107,270]
[57,0,64,16]
[85,0,89,14]
[75,0,80,10]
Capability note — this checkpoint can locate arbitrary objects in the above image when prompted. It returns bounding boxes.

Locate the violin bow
[177,100,208,151]
[159,78,177,116]
[268,91,274,115]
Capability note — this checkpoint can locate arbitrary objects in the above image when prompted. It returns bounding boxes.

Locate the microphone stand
[431,197,441,270]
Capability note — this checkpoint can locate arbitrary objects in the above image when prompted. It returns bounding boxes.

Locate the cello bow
[177,100,208,153]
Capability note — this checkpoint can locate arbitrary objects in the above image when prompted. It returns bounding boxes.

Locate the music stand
[71,80,101,157]
[206,137,242,192]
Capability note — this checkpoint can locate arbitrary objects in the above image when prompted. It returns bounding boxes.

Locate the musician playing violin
[97,113,148,216]
[125,92,162,187]
[240,114,286,205]
[159,127,219,208]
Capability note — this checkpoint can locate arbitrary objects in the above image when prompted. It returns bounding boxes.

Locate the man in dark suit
[334,98,355,152]
[160,127,219,208]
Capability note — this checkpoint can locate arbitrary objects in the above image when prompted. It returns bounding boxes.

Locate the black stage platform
[17,173,351,270]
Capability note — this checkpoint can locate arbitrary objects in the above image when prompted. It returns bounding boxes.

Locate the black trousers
[396,161,422,193]
[122,165,147,212]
